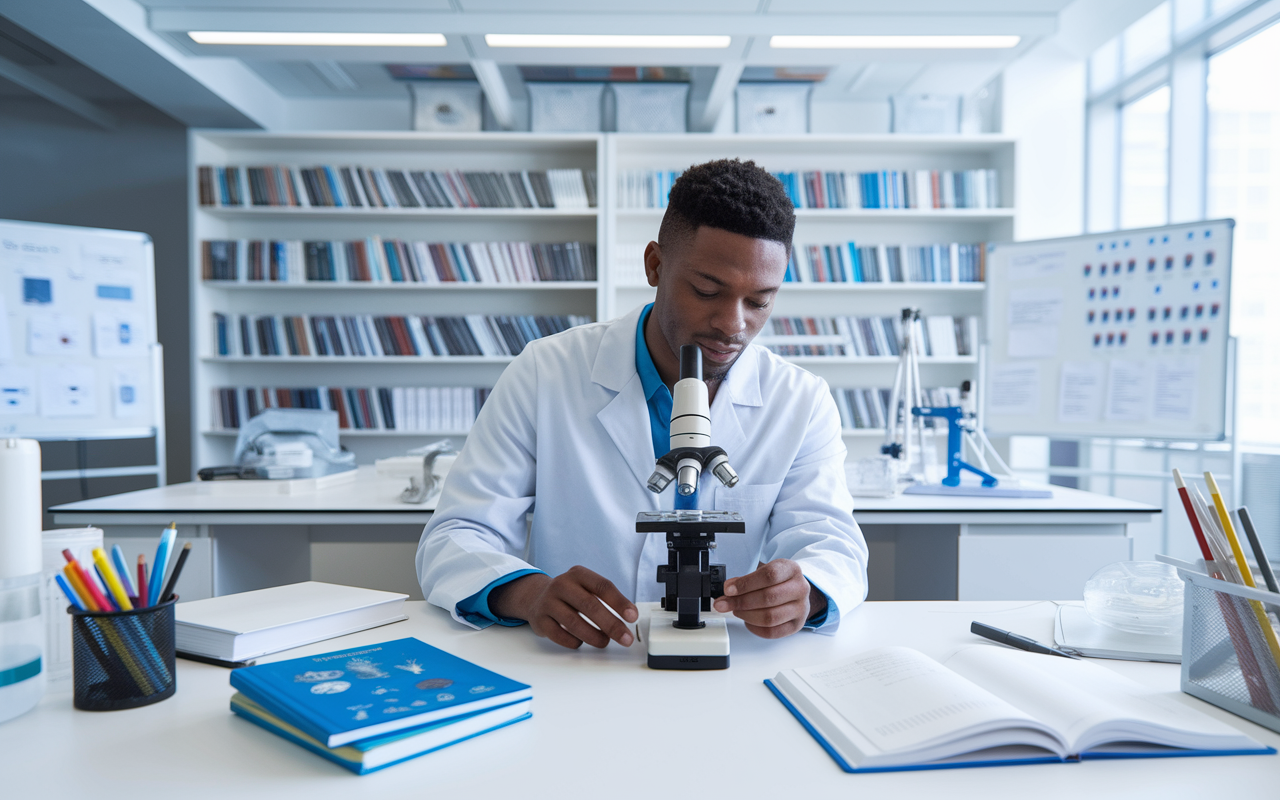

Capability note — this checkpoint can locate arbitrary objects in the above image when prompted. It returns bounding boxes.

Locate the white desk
[6,601,1276,798]
[49,466,432,599]
[852,484,1159,602]
[50,472,1158,603]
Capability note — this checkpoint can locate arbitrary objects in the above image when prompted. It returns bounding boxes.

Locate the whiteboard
[983,220,1233,440]
[0,219,160,439]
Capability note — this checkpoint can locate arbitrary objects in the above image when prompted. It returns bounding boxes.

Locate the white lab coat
[416,304,868,631]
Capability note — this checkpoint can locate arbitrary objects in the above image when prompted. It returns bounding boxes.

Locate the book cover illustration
[231,637,530,741]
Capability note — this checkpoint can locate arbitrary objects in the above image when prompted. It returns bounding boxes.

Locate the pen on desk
[159,542,191,603]
[970,622,1081,659]
[136,555,149,609]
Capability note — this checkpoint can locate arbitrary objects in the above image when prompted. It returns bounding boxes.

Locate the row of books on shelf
[212,313,591,358]
[834,387,961,431]
[201,239,597,283]
[758,315,977,358]
[212,385,492,433]
[788,242,985,284]
[198,165,597,210]
[617,168,1000,210]
[611,242,984,286]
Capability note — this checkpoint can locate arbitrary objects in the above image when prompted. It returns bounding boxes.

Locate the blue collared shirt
[457,303,827,628]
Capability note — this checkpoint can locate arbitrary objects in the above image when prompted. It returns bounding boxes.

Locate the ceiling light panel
[770,35,1021,49]
[188,32,447,46]
[484,34,732,49]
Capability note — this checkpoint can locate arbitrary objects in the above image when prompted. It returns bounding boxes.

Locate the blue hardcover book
[230,692,532,774]
[230,637,532,748]
[766,645,1272,773]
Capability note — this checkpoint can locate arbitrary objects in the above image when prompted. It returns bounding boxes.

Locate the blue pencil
[148,524,176,606]
[55,573,87,611]
[111,545,137,599]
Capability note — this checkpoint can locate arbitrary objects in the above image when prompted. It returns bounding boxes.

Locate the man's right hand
[489,566,639,650]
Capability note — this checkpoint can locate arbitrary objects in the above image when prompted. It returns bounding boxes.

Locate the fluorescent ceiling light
[485,34,731,49]
[188,32,447,46]
[770,35,1021,49]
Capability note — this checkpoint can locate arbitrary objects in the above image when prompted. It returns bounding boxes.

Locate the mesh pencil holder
[1179,569,1280,734]
[68,596,177,711]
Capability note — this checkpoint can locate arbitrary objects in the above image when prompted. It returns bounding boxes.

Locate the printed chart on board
[983,220,1233,440]
[0,219,159,439]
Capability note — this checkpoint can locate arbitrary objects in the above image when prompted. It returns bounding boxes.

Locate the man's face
[644,226,788,385]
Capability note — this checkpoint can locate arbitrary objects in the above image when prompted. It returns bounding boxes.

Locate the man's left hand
[712,559,826,639]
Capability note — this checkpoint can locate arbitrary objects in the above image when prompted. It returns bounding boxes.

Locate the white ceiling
[0,0,1165,131]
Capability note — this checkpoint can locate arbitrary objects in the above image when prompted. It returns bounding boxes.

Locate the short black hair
[658,158,795,253]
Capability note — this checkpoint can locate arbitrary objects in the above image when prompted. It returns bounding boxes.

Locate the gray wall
[0,97,192,496]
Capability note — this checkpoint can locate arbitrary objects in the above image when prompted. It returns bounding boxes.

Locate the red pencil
[62,548,114,612]
[1172,469,1215,564]
[136,555,149,609]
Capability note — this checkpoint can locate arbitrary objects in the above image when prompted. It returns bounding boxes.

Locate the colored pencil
[1172,469,1215,564]
[1205,472,1280,672]
[1238,507,1280,596]
[64,550,112,612]
[63,564,101,612]
[136,555,149,609]
[55,573,87,611]
[93,548,134,612]
[111,545,137,599]
[148,523,176,606]
[159,542,192,603]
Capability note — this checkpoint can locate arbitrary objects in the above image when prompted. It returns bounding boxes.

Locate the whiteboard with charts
[0,219,160,439]
[983,220,1233,440]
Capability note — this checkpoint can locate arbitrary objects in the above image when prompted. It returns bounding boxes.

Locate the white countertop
[5,600,1275,798]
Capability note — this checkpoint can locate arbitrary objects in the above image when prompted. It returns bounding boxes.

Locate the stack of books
[200,238,596,283]
[211,313,590,358]
[616,168,1000,209]
[198,165,595,209]
[757,315,977,358]
[230,637,533,774]
[211,386,491,433]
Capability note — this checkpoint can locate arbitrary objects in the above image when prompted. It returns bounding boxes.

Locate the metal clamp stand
[881,308,932,482]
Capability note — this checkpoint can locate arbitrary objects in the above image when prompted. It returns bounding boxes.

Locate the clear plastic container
[0,572,45,724]
[1083,560,1185,635]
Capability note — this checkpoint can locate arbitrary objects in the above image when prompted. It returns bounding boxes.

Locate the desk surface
[50,468,1157,527]
[7,601,1276,798]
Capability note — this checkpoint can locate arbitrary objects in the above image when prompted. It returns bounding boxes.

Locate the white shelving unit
[604,134,1015,458]
[189,131,604,473]
[189,132,1013,472]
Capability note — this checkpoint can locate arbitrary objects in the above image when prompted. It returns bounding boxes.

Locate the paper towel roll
[0,439,42,579]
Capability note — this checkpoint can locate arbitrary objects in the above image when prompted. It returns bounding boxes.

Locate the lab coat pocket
[711,480,783,579]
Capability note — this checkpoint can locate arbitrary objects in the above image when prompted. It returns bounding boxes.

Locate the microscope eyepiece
[679,344,702,381]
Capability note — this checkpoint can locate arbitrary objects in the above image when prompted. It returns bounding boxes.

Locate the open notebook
[766,645,1272,773]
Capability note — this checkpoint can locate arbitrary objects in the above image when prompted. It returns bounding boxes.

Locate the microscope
[638,344,744,670]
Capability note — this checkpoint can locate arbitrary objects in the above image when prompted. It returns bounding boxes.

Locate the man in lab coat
[417,159,868,650]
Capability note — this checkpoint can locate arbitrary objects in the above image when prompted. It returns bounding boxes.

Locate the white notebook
[175,581,408,662]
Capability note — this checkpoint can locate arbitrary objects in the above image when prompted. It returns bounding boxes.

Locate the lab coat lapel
[710,346,764,462]
[592,306,663,493]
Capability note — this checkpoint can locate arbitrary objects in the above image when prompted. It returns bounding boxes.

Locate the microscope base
[644,610,730,670]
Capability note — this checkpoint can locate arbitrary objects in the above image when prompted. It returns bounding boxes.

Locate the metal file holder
[69,596,177,711]
[1178,568,1280,734]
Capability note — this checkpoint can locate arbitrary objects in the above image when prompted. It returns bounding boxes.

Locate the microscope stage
[644,608,730,670]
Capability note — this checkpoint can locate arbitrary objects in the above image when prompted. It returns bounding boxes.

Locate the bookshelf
[189,131,604,472]
[603,134,1015,458]
[190,132,1013,472]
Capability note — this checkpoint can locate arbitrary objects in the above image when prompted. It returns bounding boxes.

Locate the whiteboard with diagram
[983,219,1233,440]
[0,219,160,439]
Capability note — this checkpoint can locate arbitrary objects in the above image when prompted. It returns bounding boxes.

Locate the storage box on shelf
[603,134,1014,459]
[190,131,605,474]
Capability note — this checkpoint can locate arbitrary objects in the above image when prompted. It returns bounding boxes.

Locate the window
[1124,3,1173,75]
[1120,85,1171,229]
[1207,21,1280,444]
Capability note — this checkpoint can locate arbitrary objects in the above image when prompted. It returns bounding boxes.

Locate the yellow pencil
[1205,471,1280,670]
[63,564,100,612]
[91,547,134,612]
